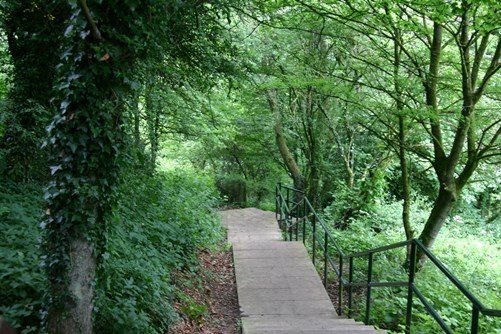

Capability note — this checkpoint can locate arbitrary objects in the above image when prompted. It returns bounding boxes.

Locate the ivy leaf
[68,72,81,81]
[50,165,63,175]
[68,0,78,8]
[61,100,70,112]
[64,25,74,37]
[69,141,78,153]
[80,30,91,40]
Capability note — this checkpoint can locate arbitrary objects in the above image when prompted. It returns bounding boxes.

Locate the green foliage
[0,182,44,333]
[216,174,248,207]
[1,0,499,332]
[325,198,501,333]
[0,169,223,333]
[39,0,242,325]
[0,30,11,100]
[95,169,223,333]
[0,0,66,183]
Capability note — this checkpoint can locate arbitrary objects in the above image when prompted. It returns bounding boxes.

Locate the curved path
[220,208,387,334]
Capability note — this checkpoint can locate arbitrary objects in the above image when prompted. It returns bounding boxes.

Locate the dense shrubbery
[0,169,223,333]
[95,169,223,333]
[0,182,44,333]
[323,197,501,333]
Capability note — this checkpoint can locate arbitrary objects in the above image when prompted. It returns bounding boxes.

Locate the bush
[323,198,501,333]
[216,174,247,207]
[94,169,223,333]
[0,169,223,333]
[0,182,44,333]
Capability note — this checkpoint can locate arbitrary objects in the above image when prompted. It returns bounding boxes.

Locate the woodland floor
[170,239,241,334]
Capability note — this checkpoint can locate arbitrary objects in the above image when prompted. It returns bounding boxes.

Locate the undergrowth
[0,182,44,333]
[95,169,223,334]
[0,169,224,333]
[323,197,501,333]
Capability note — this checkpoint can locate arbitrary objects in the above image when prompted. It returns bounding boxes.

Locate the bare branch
[479,121,501,158]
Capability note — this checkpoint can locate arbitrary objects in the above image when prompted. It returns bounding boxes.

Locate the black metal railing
[275,183,501,334]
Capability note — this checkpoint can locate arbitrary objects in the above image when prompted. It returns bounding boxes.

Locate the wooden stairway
[221,208,387,334]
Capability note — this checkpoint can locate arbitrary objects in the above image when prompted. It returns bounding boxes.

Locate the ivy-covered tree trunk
[42,1,139,332]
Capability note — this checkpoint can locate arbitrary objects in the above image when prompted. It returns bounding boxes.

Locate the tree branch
[79,0,102,42]
[474,35,501,103]
[471,33,489,88]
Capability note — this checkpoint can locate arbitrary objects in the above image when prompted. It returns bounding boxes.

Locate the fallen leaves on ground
[170,243,240,334]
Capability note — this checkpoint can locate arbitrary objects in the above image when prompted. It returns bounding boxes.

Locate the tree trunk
[47,238,96,333]
[320,102,355,190]
[267,89,305,192]
[393,28,414,262]
[146,95,160,170]
[43,2,128,333]
[398,117,413,239]
[133,100,141,148]
[419,184,456,252]
[416,9,501,261]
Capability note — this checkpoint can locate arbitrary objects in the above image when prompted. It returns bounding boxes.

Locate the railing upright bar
[303,200,308,244]
[324,230,328,287]
[295,200,299,241]
[471,305,480,334]
[405,241,417,334]
[286,186,291,241]
[275,184,278,220]
[348,256,354,318]
[365,253,373,325]
[286,187,290,213]
[278,184,285,230]
[338,255,343,315]
[312,214,316,265]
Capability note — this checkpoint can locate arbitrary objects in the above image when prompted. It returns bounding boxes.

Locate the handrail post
[302,199,306,244]
[324,230,328,287]
[365,253,373,325]
[294,203,299,241]
[275,183,280,220]
[405,241,417,334]
[348,256,354,317]
[312,214,316,265]
[338,256,343,315]
[286,187,290,212]
[471,305,479,334]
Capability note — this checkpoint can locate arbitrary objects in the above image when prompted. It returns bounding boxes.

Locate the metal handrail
[275,183,501,334]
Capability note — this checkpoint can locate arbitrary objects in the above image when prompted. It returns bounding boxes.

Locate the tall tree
[294,0,501,255]
[417,1,501,257]
[41,1,237,332]
[245,13,372,207]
